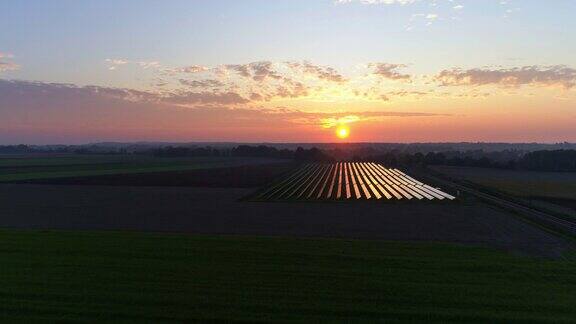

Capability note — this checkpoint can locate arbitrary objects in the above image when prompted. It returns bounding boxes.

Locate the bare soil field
[0,183,571,258]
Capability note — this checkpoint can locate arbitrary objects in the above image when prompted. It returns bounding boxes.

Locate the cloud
[292,110,444,128]
[0,80,444,143]
[0,52,14,59]
[286,61,346,83]
[96,58,575,108]
[98,58,575,107]
[408,12,439,28]
[162,91,250,106]
[223,61,282,82]
[222,64,249,78]
[273,81,310,99]
[136,61,161,69]
[0,78,249,109]
[169,61,317,101]
[107,59,430,103]
[0,52,19,73]
[386,90,430,98]
[368,63,411,81]
[175,61,345,89]
[179,79,225,88]
[105,58,129,70]
[0,62,18,73]
[0,80,265,143]
[435,65,576,89]
[338,1,517,29]
[249,61,283,82]
[166,65,210,74]
[319,115,361,128]
[105,58,163,71]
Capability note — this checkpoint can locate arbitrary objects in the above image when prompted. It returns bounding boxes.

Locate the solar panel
[253,162,455,202]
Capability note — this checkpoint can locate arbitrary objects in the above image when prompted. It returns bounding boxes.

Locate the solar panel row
[254,162,455,201]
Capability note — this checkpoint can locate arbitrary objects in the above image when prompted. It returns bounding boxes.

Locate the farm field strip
[431,166,576,200]
[0,156,286,182]
[255,162,455,201]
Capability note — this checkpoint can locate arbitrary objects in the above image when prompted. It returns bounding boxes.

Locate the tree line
[152,145,333,162]
[151,146,576,171]
[2,144,574,171]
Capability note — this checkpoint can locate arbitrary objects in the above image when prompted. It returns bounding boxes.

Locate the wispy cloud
[105,58,129,70]
[309,111,444,128]
[406,12,439,29]
[136,61,161,69]
[319,115,361,128]
[338,0,518,29]
[105,58,163,71]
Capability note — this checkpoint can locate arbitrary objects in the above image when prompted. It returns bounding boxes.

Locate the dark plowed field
[0,183,571,258]
[534,197,576,211]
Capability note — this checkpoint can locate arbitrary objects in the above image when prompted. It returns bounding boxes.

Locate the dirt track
[0,183,571,258]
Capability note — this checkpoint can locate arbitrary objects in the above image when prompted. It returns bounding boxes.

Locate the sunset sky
[1,0,575,144]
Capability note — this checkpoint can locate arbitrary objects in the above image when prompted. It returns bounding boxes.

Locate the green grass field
[0,154,280,182]
[432,166,576,200]
[1,230,575,322]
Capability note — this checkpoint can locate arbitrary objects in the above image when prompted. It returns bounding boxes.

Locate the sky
[1,0,575,144]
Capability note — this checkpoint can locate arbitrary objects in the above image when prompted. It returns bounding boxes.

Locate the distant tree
[519,150,576,171]
[0,144,32,154]
[153,146,222,157]
[294,147,334,162]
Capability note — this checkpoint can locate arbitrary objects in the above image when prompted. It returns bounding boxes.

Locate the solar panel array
[254,162,455,201]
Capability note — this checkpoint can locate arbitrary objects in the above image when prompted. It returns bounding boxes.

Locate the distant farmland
[0,154,287,182]
[432,166,576,201]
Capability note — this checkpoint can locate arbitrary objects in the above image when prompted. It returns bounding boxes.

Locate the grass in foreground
[0,230,575,323]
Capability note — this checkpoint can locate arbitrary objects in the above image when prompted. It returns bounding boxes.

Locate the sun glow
[336,125,350,139]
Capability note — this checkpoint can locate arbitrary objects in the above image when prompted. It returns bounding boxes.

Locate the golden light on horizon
[336,125,350,139]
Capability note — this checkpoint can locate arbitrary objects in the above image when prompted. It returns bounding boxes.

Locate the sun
[336,125,350,139]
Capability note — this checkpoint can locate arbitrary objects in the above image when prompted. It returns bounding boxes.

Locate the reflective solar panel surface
[254,162,455,201]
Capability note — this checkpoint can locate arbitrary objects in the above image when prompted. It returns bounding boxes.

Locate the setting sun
[336,126,350,139]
